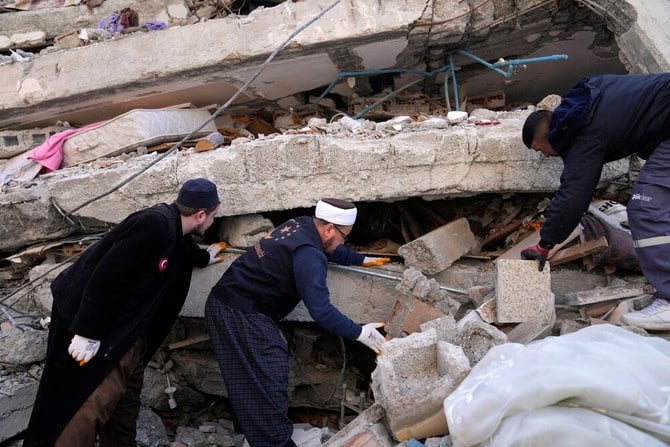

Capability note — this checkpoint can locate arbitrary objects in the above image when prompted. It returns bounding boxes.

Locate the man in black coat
[520,73,670,330]
[24,178,227,447]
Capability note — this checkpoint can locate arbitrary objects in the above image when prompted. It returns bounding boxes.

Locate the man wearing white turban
[205,198,388,447]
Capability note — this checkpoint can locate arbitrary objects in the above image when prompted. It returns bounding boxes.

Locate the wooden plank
[481,217,524,247]
[168,334,210,350]
[496,226,582,262]
[549,236,608,267]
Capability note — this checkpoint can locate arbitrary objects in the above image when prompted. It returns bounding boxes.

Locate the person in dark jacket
[205,198,390,447]
[24,178,227,447]
[520,73,670,330]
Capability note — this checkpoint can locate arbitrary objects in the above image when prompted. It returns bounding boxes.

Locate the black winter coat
[24,203,209,446]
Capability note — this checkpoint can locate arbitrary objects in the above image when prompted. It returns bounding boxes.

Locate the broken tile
[385,298,445,339]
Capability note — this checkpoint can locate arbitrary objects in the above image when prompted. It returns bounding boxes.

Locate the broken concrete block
[0,326,47,370]
[0,378,39,442]
[398,218,477,275]
[136,406,170,446]
[167,3,190,19]
[563,285,646,306]
[475,297,496,323]
[171,351,228,397]
[455,309,485,331]
[467,284,495,306]
[219,214,274,248]
[560,319,589,336]
[455,320,507,366]
[28,262,70,314]
[322,404,392,447]
[396,267,440,300]
[495,259,553,324]
[371,330,469,441]
[0,125,69,159]
[432,290,461,317]
[536,94,562,111]
[420,315,457,343]
[385,297,445,339]
[10,31,46,47]
[505,320,553,344]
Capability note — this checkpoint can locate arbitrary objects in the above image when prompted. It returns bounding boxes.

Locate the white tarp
[444,324,670,447]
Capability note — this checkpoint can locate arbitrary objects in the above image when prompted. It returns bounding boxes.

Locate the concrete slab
[180,251,403,323]
[0,118,630,252]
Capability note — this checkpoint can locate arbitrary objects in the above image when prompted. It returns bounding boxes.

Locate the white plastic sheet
[444,324,670,447]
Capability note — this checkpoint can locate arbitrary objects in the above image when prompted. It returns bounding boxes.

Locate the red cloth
[27,122,103,171]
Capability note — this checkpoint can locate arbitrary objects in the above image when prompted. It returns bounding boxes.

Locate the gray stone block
[398,218,477,275]
[496,259,553,323]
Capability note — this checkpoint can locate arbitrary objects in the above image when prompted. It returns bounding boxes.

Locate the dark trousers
[55,337,146,447]
[628,139,670,300]
[205,295,297,447]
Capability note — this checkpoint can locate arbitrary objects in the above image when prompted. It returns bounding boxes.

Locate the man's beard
[192,222,206,237]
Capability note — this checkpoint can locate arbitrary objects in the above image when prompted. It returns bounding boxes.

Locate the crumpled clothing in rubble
[444,324,670,447]
[96,7,167,34]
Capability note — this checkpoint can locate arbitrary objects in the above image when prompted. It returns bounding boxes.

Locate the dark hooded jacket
[540,73,670,246]
[24,203,209,446]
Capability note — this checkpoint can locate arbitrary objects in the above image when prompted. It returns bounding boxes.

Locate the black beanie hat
[176,178,219,209]
[522,110,547,149]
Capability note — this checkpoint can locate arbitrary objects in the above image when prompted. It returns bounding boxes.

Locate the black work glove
[520,240,553,271]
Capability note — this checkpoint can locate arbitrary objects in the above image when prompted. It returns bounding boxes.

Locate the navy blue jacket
[541,73,670,245]
[210,216,365,339]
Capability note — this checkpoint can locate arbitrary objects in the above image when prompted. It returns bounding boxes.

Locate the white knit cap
[315,199,357,226]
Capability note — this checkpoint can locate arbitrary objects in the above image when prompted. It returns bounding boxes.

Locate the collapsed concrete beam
[180,253,404,322]
[0,0,449,129]
[0,118,630,251]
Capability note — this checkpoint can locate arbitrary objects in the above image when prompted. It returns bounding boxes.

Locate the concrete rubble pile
[2,0,670,445]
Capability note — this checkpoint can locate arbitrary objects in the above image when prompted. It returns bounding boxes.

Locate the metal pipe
[493,54,568,67]
[443,69,451,113]
[223,247,468,295]
[329,264,468,295]
[457,50,509,78]
[448,54,460,111]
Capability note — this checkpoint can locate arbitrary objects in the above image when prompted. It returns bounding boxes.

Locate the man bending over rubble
[205,198,390,447]
[24,178,227,447]
[520,73,670,330]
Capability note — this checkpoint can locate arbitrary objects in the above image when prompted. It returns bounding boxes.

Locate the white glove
[207,242,228,265]
[356,322,386,354]
[68,334,101,365]
[362,256,391,267]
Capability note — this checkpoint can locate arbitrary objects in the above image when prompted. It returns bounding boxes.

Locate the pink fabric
[27,122,103,171]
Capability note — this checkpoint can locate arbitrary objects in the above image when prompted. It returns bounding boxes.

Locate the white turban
[315,199,357,226]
